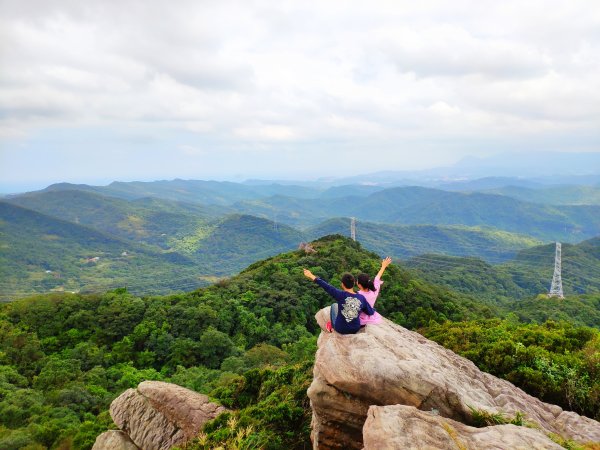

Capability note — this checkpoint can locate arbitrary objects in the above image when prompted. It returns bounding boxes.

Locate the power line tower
[548,242,564,299]
[350,217,356,242]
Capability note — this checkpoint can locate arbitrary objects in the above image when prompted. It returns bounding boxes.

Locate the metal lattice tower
[548,242,564,299]
[350,217,356,242]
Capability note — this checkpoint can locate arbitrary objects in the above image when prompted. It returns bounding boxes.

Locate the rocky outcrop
[363,405,563,450]
[309,306,600,449]
[92,430,139,450]
[105,381,227,450]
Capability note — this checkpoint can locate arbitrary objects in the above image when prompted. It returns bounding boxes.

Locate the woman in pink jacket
[357,256,392,326]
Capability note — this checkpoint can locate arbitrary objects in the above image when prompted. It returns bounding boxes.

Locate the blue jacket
[315,278,375,334]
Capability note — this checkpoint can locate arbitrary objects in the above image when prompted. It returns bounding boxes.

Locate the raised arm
[303,269,344,299]
[376,257,392,280]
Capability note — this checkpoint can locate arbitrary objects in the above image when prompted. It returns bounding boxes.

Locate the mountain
[6,189,220,249]
[482,185,600,206]
[39,179,322,205]
[307,218,542,263]
[358,187,600,241]
[169,214,305,275]
[235,187,600,241]
[0,201,203,301]
[405,237,600,301]
[435,177,544,191]
[0,199,310,299]
[1,236,598,449]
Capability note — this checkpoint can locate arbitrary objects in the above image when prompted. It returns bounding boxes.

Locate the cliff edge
[308,306,600,449]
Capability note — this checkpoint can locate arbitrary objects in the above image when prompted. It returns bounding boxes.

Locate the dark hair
[357,273,377,292]
[341,273,355,289]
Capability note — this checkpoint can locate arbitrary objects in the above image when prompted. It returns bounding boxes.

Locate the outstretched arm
[303,268,317,281]
[303,268,344,299]
[376,257,392,280]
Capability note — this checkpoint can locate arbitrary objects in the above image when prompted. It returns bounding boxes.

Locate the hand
[381,256,392,268]
[303,268,317,281]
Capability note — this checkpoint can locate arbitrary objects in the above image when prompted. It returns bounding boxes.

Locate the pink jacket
[358,276,383,325]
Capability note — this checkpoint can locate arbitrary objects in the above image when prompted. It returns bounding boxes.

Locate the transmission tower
[548,242,564,299]
[350,217,356,242]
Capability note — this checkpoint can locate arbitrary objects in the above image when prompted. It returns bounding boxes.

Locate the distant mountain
[436,177,544,191]
[39,179,322,205]
[329,152,600,185]
[481,185,600,206]
[6,189,220,249]
[236,187,600,241]
[0,201,203,300]
[169,214,305,275]
[318,184,386,198]
[0,196,308,298]
[405,237,600,301]
[357,187,600,242]
[307,218,542,263]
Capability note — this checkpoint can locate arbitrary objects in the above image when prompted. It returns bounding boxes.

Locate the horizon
[1,1,600,194]
[2,149,600,195]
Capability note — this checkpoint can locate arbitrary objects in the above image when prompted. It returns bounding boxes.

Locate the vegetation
[484,185,600,206]
[406,238,600,301]
[0,235,598,449]
[308,218,541,263]
[0,236,494,448]
[422,319,600,420]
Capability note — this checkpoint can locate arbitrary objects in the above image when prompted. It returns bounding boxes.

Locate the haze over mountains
[2,168,600,301]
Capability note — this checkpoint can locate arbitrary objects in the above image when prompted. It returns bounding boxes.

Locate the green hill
[510,294,600,329]
[0,201,307,299]
[169,214,306,275]
[483,185,600,206]
[360,187,600,242]
[405,237,600,301]
[41,180,322,205]
[233,187,600,241]
[308,218,541,263]
[0,201,207,301]
[7,190,219,249]
[0,236,598,449]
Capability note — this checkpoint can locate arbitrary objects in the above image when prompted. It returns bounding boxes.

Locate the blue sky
[1,0,599,192]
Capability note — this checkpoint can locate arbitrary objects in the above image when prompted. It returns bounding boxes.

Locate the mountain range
[2,175,600,300]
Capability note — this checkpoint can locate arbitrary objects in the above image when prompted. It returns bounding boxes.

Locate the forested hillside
[406,237,600,301]
[308,218,541,262]
[7,190,219,249]
[0,202,204,301]
[484,185,600,206]
[0,236,598,449]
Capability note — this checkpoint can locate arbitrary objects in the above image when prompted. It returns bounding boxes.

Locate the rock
[110,381,227,450]
[362,404,564,450]
[91,430,139,450]
[308,307,600,449]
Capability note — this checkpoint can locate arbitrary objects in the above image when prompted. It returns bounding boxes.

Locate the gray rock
[309,306,600,449]
[363,404,564,450]
[91,430,139,450]
[110,381,227,450]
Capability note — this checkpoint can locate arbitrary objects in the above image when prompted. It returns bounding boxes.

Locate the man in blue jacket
[303,268,375,334]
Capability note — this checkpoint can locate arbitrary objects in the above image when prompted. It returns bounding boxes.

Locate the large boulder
[109,381,227,450]
[309,306,600,449]
[363,404,563,450]
[92,430,139,450]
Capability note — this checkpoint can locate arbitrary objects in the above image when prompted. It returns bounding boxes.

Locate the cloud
[0,0,599,186]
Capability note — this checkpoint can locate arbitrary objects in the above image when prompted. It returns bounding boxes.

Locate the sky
[1,0,599,192]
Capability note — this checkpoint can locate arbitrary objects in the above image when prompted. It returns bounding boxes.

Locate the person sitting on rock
[303,269,375,334]
[357,256,392,326]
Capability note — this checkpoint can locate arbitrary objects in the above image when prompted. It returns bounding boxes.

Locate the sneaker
[326,321,333,333]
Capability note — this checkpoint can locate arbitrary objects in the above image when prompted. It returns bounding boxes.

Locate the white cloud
[0,0,599,184]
